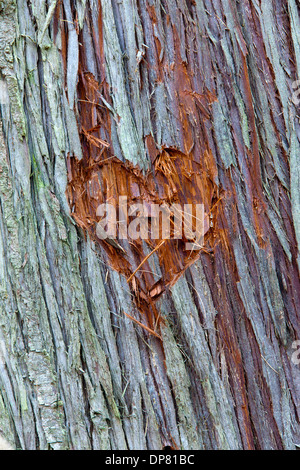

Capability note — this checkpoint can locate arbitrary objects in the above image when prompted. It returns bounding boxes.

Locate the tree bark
[0,0,299,450]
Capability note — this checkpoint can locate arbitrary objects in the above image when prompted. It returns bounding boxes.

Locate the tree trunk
[0,0,299,450]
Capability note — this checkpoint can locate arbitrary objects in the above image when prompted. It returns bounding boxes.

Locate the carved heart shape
[66,72,220,312]
[67,144,218,298]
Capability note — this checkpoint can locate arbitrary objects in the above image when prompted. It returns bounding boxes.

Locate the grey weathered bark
[0,0,299,450]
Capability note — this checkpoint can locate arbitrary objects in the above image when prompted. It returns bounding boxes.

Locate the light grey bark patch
[101,0,149,171]
[62,89,83,160]
[66,28,79,109]
[289,132,300,269]
[37,0,59,46]
[171,277,242,450]
[160,319,204,450]
[0,434,14,450]
[63,0,79,110]
[212,100,236,169]
[0,78,9,105]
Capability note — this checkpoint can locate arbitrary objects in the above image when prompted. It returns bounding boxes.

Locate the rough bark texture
[0,0,299,450]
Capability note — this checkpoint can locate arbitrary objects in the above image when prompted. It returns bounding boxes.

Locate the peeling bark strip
[0,0,299,450]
